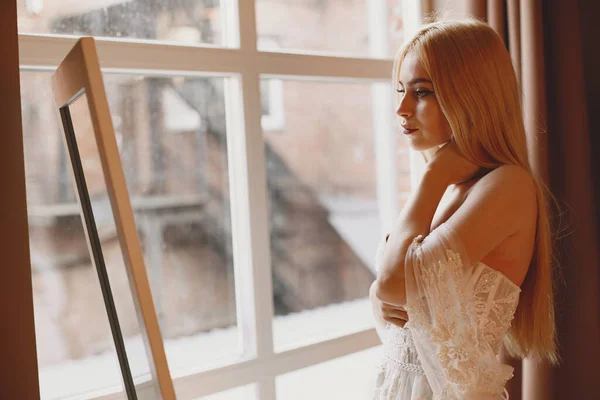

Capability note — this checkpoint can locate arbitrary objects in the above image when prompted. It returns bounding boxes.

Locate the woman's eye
[396,88,431,97]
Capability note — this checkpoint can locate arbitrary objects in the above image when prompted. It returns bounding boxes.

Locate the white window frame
[18,0,421,399]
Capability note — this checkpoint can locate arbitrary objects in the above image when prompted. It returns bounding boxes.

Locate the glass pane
[262,80,381,351]
[17,0,226,46]
[25,74,125,399]
[256,0,404,58]
[389,0,408,57]
[276,346,383,399]
[195,385,257,400]
[23,71,239,398]
[67,91,155,395]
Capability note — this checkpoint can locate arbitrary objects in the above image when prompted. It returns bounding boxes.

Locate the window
[18,0,227,46]
[262,80,383,351]
[255,0,406,58]
[276,347,381,399]
[260,77,285,131]
[258,37,285,131]
[18,0,421,398]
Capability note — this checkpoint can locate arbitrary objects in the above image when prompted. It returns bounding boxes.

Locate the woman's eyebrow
[398,78,433,86]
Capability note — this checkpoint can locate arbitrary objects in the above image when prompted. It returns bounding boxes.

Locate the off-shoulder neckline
[477,262,522,292]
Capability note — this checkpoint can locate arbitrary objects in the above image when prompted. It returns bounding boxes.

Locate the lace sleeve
[404,223,520,399]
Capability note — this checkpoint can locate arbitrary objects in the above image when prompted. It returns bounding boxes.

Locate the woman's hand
[427,139,482,185]
[380,300,409,328]
[370,280,409,328]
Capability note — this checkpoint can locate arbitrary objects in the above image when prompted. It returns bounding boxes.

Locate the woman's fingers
[379,300,409,328]
[381,306,409,325]
[382,311,408,321]
[383,316,408,328]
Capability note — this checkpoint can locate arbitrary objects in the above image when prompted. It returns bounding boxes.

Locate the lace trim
[382,355,425,375]
[432,387,510,400]
[407,238,519,397]
[374,232,518,399]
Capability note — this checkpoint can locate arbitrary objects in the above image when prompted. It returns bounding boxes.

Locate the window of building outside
[258,37,286,132]
[18,0,418,399]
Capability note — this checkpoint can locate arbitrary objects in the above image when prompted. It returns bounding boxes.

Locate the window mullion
[166,328,380,399]
[373,83,397,235]
[257,377,277,400]
[231,2,276,400]
[225,69,276,399]
[237,0,258,53]
[368,0,397,235]
[402,0,425,188]
[18,35,393,80]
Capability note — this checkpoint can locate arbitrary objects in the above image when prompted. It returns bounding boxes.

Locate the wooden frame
[51,37,176,400]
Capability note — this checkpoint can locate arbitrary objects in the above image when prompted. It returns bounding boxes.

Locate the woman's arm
[377,158,535,309]
[371,279,410,333]
[375,168,448,306]
[369,281,388,341]
[376,141,481,307]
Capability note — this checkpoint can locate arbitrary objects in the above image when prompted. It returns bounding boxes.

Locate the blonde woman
[370,20,558,399]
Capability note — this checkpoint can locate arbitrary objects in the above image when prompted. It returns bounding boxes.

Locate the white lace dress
[371,223,521,400]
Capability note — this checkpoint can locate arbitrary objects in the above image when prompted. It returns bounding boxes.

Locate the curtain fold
[543,0,600,399]
[424,0,600,398]
[486,0,506,41]
[506,0,521,85]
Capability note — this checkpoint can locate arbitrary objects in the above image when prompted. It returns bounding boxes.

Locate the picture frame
[51,37,176,400]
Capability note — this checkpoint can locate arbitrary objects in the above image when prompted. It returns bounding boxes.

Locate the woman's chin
[407,140,443,152]
[406,140,449,163]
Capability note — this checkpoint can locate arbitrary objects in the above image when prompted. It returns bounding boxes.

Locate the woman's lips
[403,128,418,135]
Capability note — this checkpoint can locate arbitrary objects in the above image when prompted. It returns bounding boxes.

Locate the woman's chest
[430,185,469,231]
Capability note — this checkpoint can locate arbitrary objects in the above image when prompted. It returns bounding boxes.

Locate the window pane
[389,0,409,56]
[195,385,257,400]
[276,346,382,399]
[262,80,384,351]
[256,0,405,58]
[17,0,226,46]
[68,91,157,393]
[23,71,240,398]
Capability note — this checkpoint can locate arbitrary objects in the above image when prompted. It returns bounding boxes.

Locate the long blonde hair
[394,20,558,364]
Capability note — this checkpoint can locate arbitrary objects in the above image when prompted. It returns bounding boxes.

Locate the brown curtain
[423,0,600,399]
[540,0,600,399]
[0,1,40,399]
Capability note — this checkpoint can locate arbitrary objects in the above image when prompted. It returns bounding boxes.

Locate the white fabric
[371,223,521,400]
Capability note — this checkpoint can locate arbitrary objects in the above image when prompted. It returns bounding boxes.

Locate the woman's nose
[395,95,412,118]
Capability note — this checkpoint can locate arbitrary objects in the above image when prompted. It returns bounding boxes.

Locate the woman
[370,20,558,399]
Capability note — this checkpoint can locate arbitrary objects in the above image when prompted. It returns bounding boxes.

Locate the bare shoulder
[468,165,538,284]
[477,164,536,193]
[469,164,537,216]
[447,164,538,266]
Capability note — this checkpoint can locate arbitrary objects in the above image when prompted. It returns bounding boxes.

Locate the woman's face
[396,51,452,151]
